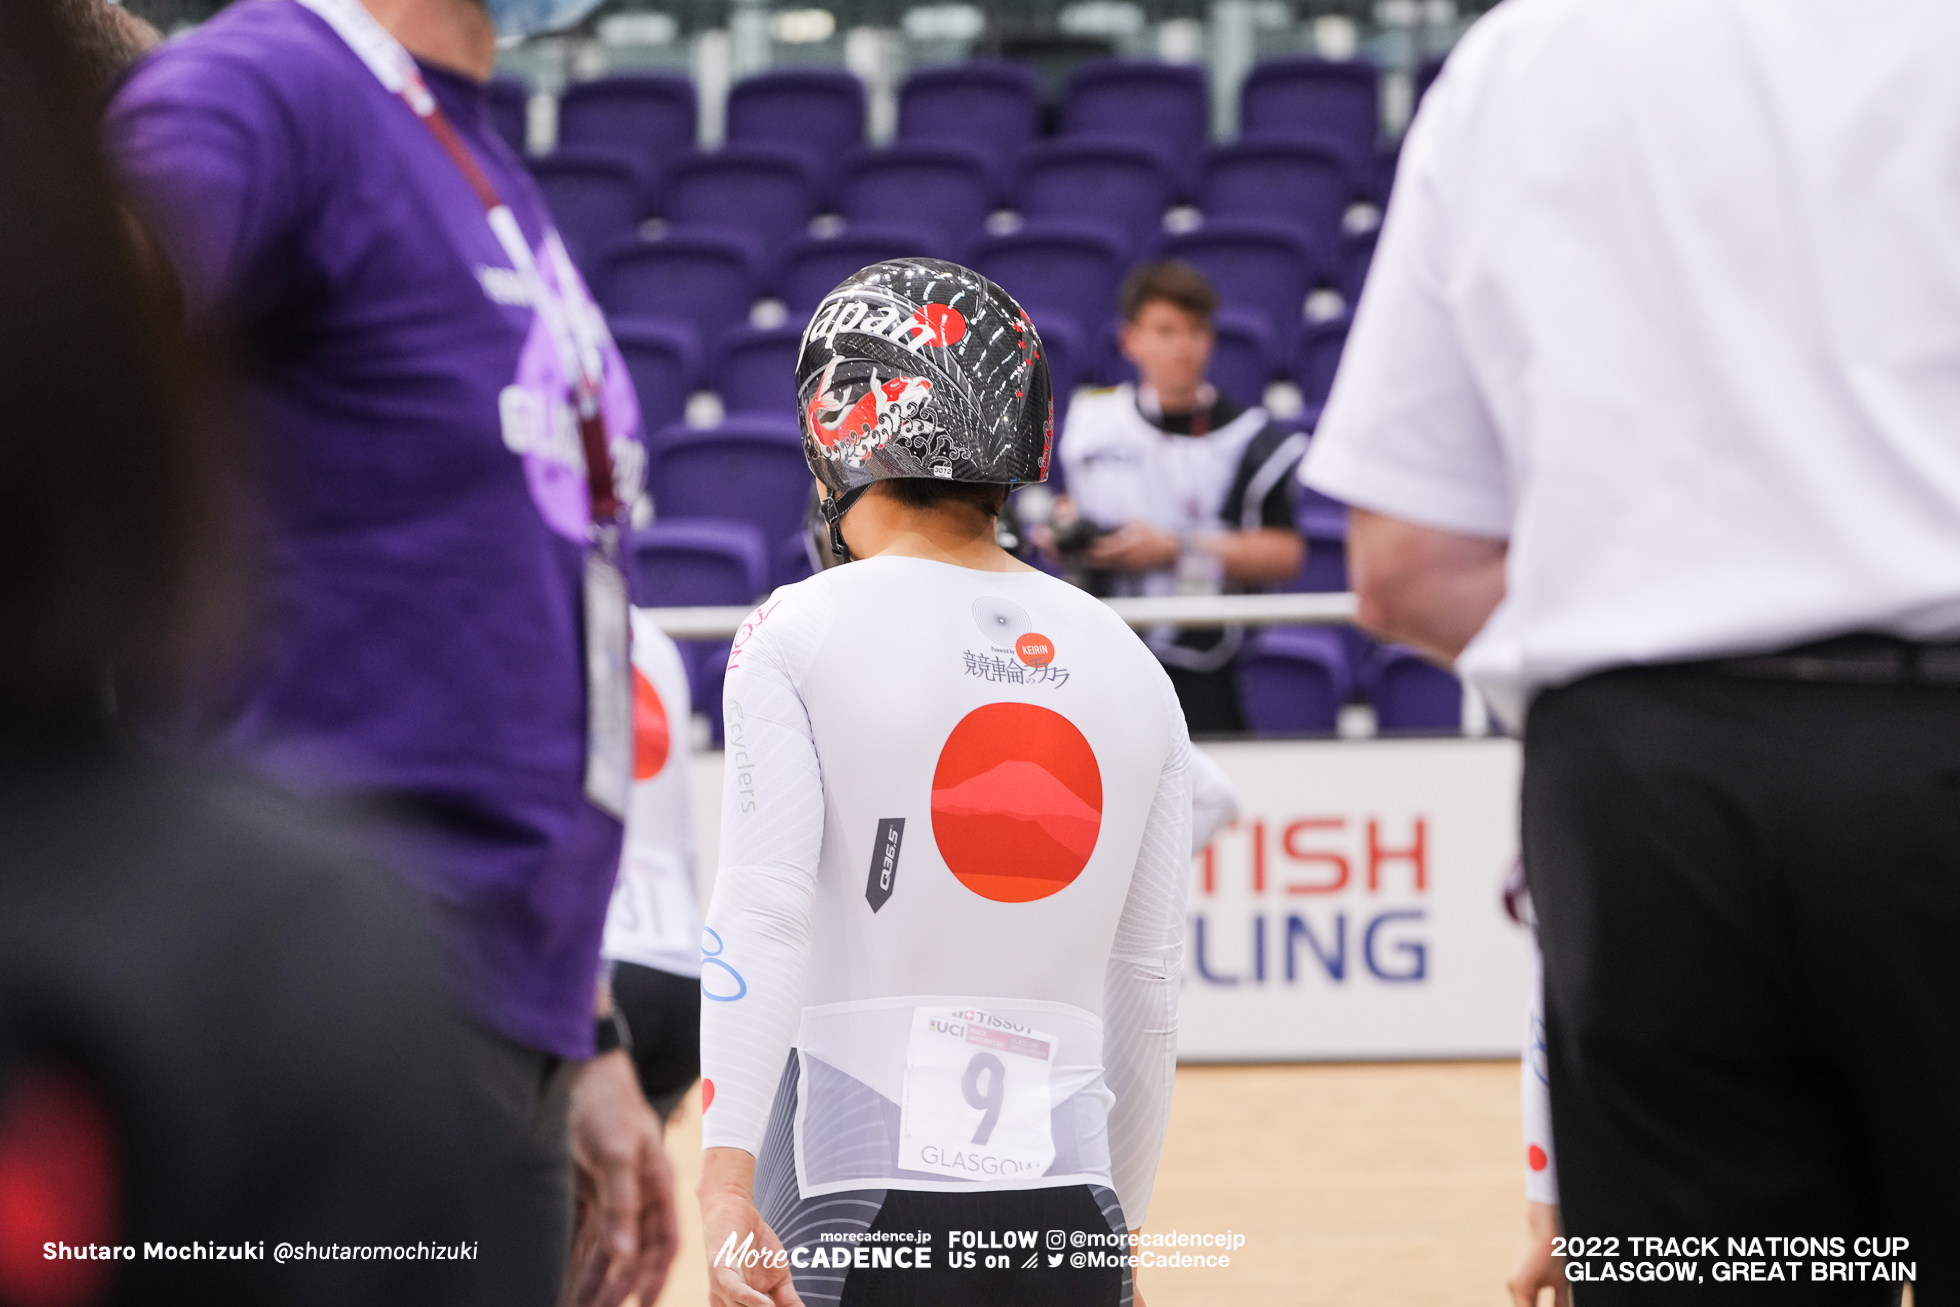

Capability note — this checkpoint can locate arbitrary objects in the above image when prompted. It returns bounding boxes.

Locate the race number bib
[897,1007,1056,1182]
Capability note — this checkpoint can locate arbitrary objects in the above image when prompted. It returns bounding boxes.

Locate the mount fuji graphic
[932,758,1102,897]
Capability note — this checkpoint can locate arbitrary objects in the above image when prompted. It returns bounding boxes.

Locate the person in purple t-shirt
[107,0,674,1302]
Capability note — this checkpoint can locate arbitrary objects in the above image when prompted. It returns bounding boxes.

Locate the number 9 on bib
[897,1006,1057,1182]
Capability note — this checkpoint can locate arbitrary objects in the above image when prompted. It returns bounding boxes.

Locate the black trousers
[610,960,700,1121]
[456,1022,576,1284]
[1523,666,1960,1303]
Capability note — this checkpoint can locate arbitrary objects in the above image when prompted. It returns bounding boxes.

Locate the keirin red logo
[1016,634,1054,667]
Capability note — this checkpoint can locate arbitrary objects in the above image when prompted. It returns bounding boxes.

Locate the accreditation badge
[897,1006,1057,1182]
[582,542,632,820]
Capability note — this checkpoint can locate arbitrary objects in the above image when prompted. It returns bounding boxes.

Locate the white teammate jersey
[601,612,703,978]
[699,556,1192,1227]
[1522,934,1557,1205]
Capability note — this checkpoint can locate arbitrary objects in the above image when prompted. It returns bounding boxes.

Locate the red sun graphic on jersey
[932,703,1103,903]
[633,667,670,780]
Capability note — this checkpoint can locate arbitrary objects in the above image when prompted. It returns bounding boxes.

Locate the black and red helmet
[795,259,1053,520]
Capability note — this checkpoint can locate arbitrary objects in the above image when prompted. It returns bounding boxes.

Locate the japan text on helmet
[795,258,1053,508]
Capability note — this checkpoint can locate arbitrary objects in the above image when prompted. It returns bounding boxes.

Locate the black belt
[1709,633,1960,685]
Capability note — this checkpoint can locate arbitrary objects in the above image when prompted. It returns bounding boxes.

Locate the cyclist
[697,259,1192,1307]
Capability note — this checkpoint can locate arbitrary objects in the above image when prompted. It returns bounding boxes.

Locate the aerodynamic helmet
[795,258,1052,558]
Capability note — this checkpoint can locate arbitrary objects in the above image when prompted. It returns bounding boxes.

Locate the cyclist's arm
[1101,677,1193,1228]
[698,593,832,1160]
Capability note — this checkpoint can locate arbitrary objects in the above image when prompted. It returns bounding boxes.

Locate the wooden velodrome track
[652,1060,1532,1306]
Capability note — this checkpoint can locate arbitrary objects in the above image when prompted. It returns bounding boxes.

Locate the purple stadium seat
[629,518,770,607]
[1210,311,1280,406]
[1239,626,1351,735]
[1372,141,1401,206]
[1290,311,1350,410]
[970,222,1128,342]
[1293,481,1350,594]
[487,74,529,156]
[597,232,757,348]
[1240,56,1382,165]
[775,532,816,587]
[1416,54,1447,108]
[1028,311,1084,397]
[714,324,801,419]
[628,517,761,741]
[610,316,700,435]
[1014,138,1176,254]
[1340,227,1377,305]
[1061,60,1208,186]
[694,639,733,744]
[1295,478,1346,540]
[1201,138,1358,247]
[527,148,645,277]
[1157,219,1323,352]
[658,146,820,256]
[556,72,697,187]
[1090,307,1275,406]
[1369,645,1463,734]
[897,61,1040,169]
[838,143,998,252]
[1025,310,1084,442]
[645,416,812,576]
[775,225,942,315]
[726,68,866,182]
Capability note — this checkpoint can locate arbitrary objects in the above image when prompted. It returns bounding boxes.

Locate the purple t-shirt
[108,0,644,1058]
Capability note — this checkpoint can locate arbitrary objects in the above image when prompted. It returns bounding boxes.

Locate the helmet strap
[820,484,872,564]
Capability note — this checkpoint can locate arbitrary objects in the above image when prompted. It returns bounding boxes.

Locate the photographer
[1044,262,1305,733]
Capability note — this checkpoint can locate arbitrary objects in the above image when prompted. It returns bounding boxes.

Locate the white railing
[643,591,1360,640]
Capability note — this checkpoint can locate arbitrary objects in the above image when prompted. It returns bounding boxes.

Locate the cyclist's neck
[842,491,1034,574]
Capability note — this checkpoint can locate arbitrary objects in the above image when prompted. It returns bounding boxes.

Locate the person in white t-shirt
[1303,0,1960,1284]
[602,613,705,1122]
[696,258,1192,1307]
[1041,261,1305,734]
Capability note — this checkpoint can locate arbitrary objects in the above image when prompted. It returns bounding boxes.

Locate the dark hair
[54,0,162,104]
[1118,260,1220,324]
[0,0,235,726]
[877,478,1008,517]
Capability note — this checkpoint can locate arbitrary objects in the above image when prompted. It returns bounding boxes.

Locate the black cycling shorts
[754,1055,1131,1307]
[608,961,699,1122]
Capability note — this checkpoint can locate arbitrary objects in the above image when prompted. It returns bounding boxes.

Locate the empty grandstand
[121,0,1492,739]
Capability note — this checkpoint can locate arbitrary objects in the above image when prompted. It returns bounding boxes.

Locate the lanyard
[295,0,621,526]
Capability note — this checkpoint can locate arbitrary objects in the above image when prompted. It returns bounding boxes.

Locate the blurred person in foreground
[101,0,674,1301]
[1304,1,1960,1300]
[0,1,541,1301]
[1040,262,1305,733]
[54,0,161,104]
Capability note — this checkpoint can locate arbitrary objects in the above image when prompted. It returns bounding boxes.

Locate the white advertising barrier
[688,736,1529,1064]
[1178,737,1529,1062]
